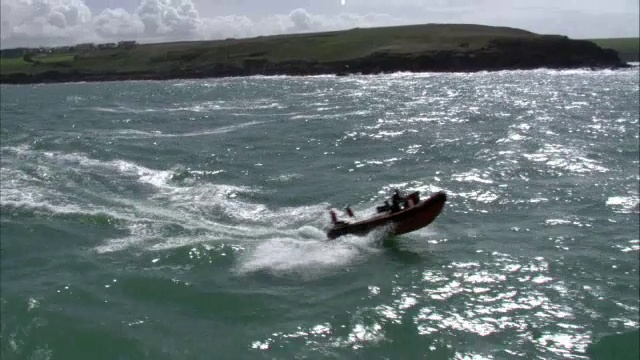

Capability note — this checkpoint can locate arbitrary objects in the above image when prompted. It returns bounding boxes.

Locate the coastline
[0,24,631,85]
[0,63,632,86]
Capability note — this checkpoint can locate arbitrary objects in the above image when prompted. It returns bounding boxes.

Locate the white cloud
[94,8,144,39]
[289,8,314,31]
[1,0,94,47]
[199,15,257,39]
[0,0,403,48]
[1,0,637,49]
[136,0,199,38]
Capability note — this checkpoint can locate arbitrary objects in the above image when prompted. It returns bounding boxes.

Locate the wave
[523,143,609,175]
[375,67,633,79]
[83,100,284,115]
[606,195,640,214]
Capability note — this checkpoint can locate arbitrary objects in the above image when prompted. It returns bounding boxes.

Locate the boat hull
[327,191,447,239]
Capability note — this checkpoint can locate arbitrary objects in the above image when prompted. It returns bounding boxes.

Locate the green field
[33,54,75,64]
[1,53,76,74]
[0,57,30,73]
[88,24,531,70]
[587,38,639,62]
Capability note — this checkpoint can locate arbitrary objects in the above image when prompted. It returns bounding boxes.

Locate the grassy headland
[0,24,628,84]
[586,38,639,62]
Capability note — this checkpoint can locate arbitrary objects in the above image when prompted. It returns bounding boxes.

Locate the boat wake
[0,145,391,277]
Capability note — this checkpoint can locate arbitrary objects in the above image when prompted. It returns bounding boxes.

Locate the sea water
[1,67,638,359]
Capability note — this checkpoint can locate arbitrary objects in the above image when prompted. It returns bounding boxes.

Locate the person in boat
[346,206,354,217]
[330,209,349,226]
[391,188,405,213]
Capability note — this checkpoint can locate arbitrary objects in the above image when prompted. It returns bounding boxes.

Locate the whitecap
[606,196,640,213]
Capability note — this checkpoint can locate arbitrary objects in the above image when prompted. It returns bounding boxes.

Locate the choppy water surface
[1,68,638,359]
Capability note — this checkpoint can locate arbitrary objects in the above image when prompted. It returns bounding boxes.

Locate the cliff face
[337,36,624,74]
[235,35,625,76]
[0,32,628,84]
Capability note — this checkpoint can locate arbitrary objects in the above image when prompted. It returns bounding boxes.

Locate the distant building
[76,43,96,51]
[55,46,74,53]
[117,41,137,49]
[97,43,117,50]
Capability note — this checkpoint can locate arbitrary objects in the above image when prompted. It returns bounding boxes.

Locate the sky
[1,0,638,49]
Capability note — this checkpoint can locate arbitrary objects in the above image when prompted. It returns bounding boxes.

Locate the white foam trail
[91,199,338,253]
[41,151,175,189]
[100,121,268,139]
[0,148,212,224]
[235,229,381,278]
[3,146,346,255]
[84,98,284,115]
[3,146,406,275]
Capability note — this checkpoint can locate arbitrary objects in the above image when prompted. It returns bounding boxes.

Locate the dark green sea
[1,68,639,360]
